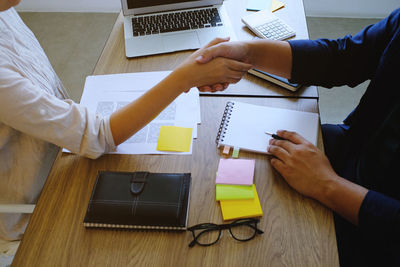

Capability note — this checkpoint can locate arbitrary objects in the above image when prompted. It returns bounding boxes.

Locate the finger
[269,139,296,154]
[220,68,250,84]
[226,70,249,81]
[268,144,290,161]
[270,158,287,174]
[197,85,213,92]
[196,44,227,64]
[199,83,226,91]
[212,83,230,92]
[211,84,224,91]
[227,60,253,72]
[216,83,229,91]
[204,37,230,48]
[276,130,308,145]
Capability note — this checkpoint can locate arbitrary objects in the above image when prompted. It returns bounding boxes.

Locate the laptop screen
[122,0,222,16]
[128,0,203,9]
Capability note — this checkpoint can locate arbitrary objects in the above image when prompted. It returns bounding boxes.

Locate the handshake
[175,36,292,94]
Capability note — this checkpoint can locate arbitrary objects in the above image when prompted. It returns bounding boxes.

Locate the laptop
[121,0,237,58]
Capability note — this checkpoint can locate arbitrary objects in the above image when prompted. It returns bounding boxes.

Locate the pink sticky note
[215,159,255,185]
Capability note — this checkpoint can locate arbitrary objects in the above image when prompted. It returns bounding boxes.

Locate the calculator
[241,10,296,41]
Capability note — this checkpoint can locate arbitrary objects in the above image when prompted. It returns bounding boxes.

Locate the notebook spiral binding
[83,222,185,231]
[215,101,235,145]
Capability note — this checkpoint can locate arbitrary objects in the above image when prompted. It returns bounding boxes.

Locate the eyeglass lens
[229,222,257,241]
[194,228,221,246]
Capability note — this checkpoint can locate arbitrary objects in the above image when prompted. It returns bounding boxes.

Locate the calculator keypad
[255,19,295,40]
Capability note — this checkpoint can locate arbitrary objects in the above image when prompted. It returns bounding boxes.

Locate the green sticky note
[232,147,240,158]
[156,126,193,152]
[216,184,255,201]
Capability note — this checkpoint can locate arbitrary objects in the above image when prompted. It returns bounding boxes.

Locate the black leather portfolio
[84,171,191,230]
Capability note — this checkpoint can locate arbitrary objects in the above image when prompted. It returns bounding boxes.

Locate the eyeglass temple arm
[248,224,264,234]
[189,239,197,248]
[228,220,264,234]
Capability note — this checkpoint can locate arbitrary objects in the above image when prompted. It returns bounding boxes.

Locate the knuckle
[268,145,276,154]
[285,131,295,138]
[305,142,314,150]
[292,147,302,157]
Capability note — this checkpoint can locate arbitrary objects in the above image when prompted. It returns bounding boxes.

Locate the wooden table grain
[13,97,338,267]
[13,0,338,266]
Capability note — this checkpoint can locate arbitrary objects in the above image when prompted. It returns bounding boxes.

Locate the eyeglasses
[187,218,263,247]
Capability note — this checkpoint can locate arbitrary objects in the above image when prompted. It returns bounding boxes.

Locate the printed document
[65,71,200,154]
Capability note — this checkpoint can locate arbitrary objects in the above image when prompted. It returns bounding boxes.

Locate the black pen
[265,131,286,140]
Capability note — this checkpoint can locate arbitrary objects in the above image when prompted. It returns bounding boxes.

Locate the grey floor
[19,12,119,102]
[19,12,379,124]
[306,17,379,123]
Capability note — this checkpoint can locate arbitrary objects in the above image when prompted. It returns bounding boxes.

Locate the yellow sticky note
[220,185,263,220]
[271,0,285,12]
[156,126,193,152]
[216,184,255,201]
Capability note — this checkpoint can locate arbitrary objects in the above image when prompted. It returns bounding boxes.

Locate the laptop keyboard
[132,8,223,36]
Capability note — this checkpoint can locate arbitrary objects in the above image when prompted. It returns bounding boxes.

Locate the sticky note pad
[222,145,231,155]
[232,147,240,158]
[216,184,255,201]
[220,185,263,220]
[215,158,255,185]
[156,126,193,152]
[247,0,271,11]
[271,0,285,12]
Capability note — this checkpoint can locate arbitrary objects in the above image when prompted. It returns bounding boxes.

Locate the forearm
[109,71,188,145]
[246,39,292,79]
[318,175,368,225]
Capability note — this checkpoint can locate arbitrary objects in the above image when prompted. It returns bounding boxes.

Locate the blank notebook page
[219,101,319,154]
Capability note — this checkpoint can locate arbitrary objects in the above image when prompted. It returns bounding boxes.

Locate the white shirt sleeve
[0,61,116,159]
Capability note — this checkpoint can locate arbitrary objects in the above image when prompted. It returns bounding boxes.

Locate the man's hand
[267,130,368,225]
[195,40,251,64]
[267,130,338,200]
[175,37,252,92]
[195,39,251,92]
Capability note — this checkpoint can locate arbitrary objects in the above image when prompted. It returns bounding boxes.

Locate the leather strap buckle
[130,172,148,195]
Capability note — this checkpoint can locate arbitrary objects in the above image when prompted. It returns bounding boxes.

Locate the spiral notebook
[216,101,319,154]
[84,171,191,230]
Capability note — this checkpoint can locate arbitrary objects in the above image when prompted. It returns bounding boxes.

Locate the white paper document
[66,71,201,155]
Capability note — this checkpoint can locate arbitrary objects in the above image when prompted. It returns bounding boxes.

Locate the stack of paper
[215,159,263,220]
[77,71,201,155]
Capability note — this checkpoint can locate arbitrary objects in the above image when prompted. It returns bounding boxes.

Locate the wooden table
[13,0,338,266]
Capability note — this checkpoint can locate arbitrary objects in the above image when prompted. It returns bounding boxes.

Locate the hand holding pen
[265,131,286,140]
[266,130,342,212]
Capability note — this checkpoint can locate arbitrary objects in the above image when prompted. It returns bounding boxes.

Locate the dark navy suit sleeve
[288,8,400,88]
[286,7,400,259]
[359,191,400,242]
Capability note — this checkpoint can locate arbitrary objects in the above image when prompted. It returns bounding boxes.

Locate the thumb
[204,36,230,48]
[196,37,230,64]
